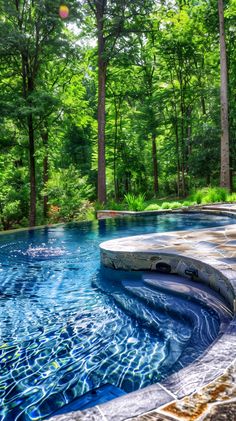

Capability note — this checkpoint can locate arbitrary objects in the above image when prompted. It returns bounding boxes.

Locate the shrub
[204,187,228,203]
[0,165,28,230]
[227,193,236,202]
[192,188,207,204]
[106,200,126,210]
[44,165,95,222]
[182,200,191,206]
[161,202,171,209]
[144,203,161,211]
[192,187,228,204]
[169,201,182,209]
[124,193,146,211]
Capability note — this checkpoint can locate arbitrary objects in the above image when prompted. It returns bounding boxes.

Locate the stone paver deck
[50,206,236,421]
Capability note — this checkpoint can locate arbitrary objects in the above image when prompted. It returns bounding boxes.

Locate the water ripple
[0,214,234,419]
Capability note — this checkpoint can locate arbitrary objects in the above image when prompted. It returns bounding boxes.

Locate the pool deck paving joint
[50,204,236,421]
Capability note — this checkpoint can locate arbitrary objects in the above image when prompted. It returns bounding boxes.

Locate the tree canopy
[0,0,235,229]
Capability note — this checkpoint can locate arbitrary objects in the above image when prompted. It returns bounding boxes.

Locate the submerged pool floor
[0,214,235,420]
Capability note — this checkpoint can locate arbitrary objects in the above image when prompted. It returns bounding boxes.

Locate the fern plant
[124,193,146,211]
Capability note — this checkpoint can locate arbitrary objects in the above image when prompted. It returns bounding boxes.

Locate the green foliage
[191,187,228,204]
[106,200,126,211]
[192,189,206,204]
[124,193,146,211]
[168,202,182,209]
[160,201,183,210]
[43,165,95,222]
[161,202,171,210]
[144,203,161,211]
[182,200,191,207]
[0,162,28,230]
[227,193,236,202]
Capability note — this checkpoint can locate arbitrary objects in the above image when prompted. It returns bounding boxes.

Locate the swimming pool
[0,213,235,420]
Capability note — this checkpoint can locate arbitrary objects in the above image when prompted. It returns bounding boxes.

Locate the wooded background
[0,0,235,229]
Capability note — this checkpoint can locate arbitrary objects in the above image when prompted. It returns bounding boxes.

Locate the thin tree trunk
[42,129,49,219]
[28,113,36,226]
[181,163,186,197]
[218,0,231,190]
[152,133,158,196]
[180,74,186,197]
[113,97,118,200]
[17,0,37,227]
[186,106,192,173]
[170,70,181,197]
[22,55,37,227]
[174,120,181,198]
[96,2,107,203]
[206,173,211,185]
[201,96,206,116]
[172,93,181,196]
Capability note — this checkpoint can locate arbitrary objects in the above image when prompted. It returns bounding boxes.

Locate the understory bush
[182,200,191,206]
[105,187,236,216]
[0,165,28,230]
[228,193,236,202]
[124,193,146,211]
[106,200,126,210]
[160,201,183,210]
[192,187,228,204]
[161,202,171,209]
[168,201,182,209]
[144,203,161,211]
[44,166,95,222]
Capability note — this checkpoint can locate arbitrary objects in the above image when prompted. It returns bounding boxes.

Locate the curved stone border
[96,203,236,220]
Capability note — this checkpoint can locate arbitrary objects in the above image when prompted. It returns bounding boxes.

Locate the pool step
[122,280,220,337]
[142,272,232,322]
[111,288,192,373]
[50,383,126,417]
[121,277,222,369]
[94,273,192,372]
[94,270,231,375]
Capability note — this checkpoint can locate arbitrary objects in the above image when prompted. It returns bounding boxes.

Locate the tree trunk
[152,133,158,196]
[218,0,231,190]
[186,106,192,173]
[42,129,49,219]
[113,97,118,200]
[172,105,181,198]
[180,74,186,197]
[28,113,36,227]
[22,55,37,227]
[96,2,107,203]
[181,163,186,197]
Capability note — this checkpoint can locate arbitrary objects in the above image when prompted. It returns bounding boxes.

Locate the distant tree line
[0,0,235,229]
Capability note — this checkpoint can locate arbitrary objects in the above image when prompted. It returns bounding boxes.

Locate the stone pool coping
[50,207,236,421]
[96,203,236,220]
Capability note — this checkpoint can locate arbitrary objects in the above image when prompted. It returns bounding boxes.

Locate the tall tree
[88,0,107,203]
[218,0,231,189]
[86,0,154,203]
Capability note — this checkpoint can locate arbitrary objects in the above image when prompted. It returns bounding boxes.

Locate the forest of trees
[0,0,235,230]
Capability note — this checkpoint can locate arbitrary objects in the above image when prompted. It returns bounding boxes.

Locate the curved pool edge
[96,203,236,221]
[49,216,236,421]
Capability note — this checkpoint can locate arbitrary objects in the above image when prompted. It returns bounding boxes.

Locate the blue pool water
[0,213,234,420]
